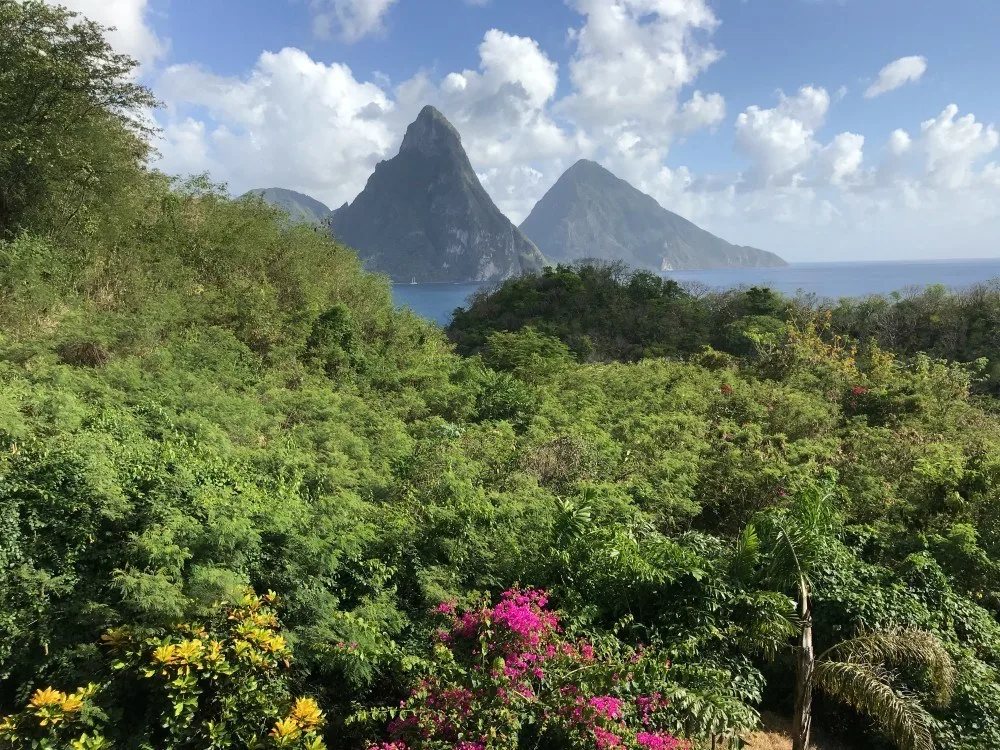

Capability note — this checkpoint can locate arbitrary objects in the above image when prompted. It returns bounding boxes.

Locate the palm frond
[756,486,839,588]
[729,523,761,584]
[792,485,839,535]
[814,660,935,750]
[824,629,955,705]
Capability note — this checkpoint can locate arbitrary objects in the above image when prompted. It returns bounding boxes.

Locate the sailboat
[410,276,417,285]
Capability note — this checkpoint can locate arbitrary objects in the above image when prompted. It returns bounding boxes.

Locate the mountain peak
[567,158,604,172]
[520,162,786,271]
[563,159,619,183]
[399,105,463,157]
[328,105,545,283]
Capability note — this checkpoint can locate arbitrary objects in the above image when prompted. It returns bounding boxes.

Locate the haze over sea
[392,259,1000,325]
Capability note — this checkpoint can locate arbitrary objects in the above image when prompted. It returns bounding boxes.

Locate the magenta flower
[637,731,685,749]
[589,696,624,720]
[370,588,688,750]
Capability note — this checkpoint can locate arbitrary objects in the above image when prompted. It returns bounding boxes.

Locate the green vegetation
[3,4,1000,749]
[449,262,1000,393]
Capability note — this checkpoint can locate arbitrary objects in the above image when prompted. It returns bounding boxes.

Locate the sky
[52,0,1000,262]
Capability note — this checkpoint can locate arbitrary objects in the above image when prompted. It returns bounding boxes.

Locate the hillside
[520,159,786,270]
[242,187,332,225]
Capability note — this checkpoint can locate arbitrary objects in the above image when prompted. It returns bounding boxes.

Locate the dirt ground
[741,712,854,750]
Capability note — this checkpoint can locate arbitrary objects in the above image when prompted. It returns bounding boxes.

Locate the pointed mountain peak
[328,104,545,283]
[400,105,463,157]
[566,158,605,173]
[563,159,623,183]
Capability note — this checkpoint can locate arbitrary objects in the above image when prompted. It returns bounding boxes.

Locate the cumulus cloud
[561,0,723,126]
[864,55,927,98]
[735,86,829,186]
[478,166,546,223]
[676,91,727,134]
[309,0,398,42]
[392,30,578,183]
[818,132,865,189]
[540,0,728,215]
[157,49,397,207]
[920,104,1000,189]
[889,128,912,156]
[48,0,168,68]
[155,30,579,219]
[152,0,734,226]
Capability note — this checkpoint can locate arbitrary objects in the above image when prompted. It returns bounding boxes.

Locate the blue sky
[56,0,1000,261]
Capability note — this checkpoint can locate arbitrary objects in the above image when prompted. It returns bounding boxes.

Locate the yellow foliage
[270,716,302,741]
[289,697,324,730]
[28,687,66,709]
[60,694,84,714]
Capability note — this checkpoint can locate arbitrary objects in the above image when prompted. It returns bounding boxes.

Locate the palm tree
[736,484,955,750]
[811,629,954,750]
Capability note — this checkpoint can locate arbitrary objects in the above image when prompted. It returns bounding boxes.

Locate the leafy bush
[0,592,326,749]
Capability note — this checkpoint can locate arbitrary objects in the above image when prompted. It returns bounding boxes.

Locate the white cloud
[920,104,1000,189]
[478,166,546,223]
[562,0,722,125]
[309,0,398,42]
[889,128,912,155]
[49,0,167,68]
[155,31,578,218]
[475,29,559,109]
[533,0,727,219]
[157,48,397,207]
[864,55,927,98]
[735,86,829,186]
[160,118,216,176]
[392,29,577,184]
[677,91,727,134]
[818,132,865,188]
[777,85,830,130]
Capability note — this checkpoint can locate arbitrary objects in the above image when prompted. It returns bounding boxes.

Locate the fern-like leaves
[814,660,934,750]
[824,629,956,705]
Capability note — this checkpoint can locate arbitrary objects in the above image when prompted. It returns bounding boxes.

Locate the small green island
[3,4,1000,750]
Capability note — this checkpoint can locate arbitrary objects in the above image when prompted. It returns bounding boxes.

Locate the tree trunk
[792,576,814,750]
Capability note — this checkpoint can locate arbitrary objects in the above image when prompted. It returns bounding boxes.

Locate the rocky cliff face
[520,160,786,271]
[329,106,546,283]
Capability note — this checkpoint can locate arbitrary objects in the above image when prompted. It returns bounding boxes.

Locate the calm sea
[391,259,1000,326]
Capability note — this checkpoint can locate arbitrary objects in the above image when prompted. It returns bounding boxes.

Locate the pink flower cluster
[589,696,624,720]
[368,588,686,750]
[635,693,668,726]
[637,732,685,749]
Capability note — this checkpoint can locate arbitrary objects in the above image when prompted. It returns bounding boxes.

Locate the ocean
[391,259,1000,326]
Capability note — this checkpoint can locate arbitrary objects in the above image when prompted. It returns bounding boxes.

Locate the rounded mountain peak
[399,105,463,157]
